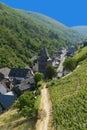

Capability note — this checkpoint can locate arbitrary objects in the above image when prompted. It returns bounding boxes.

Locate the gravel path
[36,84,51,130]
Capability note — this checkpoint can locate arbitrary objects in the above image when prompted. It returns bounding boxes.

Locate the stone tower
[38,47,52,77]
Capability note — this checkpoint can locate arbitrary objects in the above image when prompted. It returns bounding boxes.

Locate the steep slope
[72,26,87,36]
[0,109,36,130]
[48,46,87,130]
[27,11,86,43]
[0,2,86,68]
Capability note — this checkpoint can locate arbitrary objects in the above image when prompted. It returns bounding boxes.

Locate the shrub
[64,58,77,71]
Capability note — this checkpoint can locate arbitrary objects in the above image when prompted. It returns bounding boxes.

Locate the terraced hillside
[48,47,87,130]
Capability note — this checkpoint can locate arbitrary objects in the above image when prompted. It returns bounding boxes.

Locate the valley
[0,2,87,130]
[0,2,86,68]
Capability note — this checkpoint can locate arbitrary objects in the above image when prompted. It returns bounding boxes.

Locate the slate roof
[9,68,32,78]
[16,77,35,91]
[18,83,30,91]
[0,94,16,109]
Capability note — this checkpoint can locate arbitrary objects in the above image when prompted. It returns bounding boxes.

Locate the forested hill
[26,11,86,43]
[72,26,87,36]
[0,2,86,68]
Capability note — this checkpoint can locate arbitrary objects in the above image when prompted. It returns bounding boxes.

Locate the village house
[57,47,64,55]
[8,68,35,96]
[0,83,7,94]
[12,77,35,97]
[0,67,13,94]
[52,51,61,61]
[0,67,35,113]
[0,67,10,79]
[66,46,76,57]
[9,68,34,83]
[0,91,16,113]
[0,78,14,94]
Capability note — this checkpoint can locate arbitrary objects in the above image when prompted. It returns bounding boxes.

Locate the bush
[34,72,44,86]
[64,58,77,71]
[14,91,36,118]
[46,65,57,79]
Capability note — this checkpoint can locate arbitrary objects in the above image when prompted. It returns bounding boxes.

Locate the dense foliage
[64,46,87,71]
[27,11,86,44]
[72,26,87,36]
[34,72,44,86]
[64,57,77,71]
[0,2,86,68]
[48,48,87,130]
[46,65,57,79]
[14,91,39,118]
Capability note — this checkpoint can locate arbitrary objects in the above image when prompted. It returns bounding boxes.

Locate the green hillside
[0,2,86,68]
[27,11,86,43]
[48,47,87,130]
[72,26,87,36]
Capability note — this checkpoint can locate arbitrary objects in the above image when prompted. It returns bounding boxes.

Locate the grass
[0,108,37,130]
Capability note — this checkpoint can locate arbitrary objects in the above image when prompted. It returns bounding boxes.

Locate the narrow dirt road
[36,84,52,130]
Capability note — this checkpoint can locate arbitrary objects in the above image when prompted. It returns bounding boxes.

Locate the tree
[46,65,57,79]
[64,58,77,71]
[34,72,44,85]
[14,91,36,118]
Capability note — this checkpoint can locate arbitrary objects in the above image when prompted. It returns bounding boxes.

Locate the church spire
[41,47,49,59]
[38,47,52,78]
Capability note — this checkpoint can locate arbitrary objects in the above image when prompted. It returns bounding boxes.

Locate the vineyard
[48,47,87,130]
